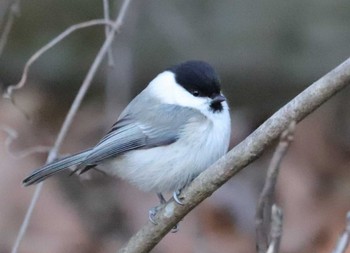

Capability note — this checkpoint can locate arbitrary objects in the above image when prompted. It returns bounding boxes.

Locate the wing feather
[79,104,204,169]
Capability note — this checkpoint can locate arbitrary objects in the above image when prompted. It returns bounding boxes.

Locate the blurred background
[1,0,350,252]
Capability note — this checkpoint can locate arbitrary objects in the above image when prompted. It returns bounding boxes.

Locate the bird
[23,60,231,220]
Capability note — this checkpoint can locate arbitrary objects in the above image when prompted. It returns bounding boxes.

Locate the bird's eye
[191,90,200,97]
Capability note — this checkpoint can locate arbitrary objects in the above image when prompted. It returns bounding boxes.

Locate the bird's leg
[149,193,166,224]
[173,189,185,205]
[157,193,166,204]
[170,189,185,232]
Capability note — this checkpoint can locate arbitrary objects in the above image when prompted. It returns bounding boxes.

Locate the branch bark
[118,57,350,253]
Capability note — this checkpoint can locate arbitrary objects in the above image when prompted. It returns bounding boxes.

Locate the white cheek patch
[146,71,208,111]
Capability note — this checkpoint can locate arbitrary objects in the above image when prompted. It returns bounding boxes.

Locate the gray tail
[23,149,91,186]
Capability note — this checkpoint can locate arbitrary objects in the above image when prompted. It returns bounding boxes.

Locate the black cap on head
[168,60,221,99]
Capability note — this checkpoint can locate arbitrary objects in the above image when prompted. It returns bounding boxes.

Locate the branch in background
[11,1,133,252]
[118,58,350,253]
[103,0,115,66]
[104,0,142,122]
[0,125,51,159]
[3,19,114,101]
[0,0,20,57]
[332,211,350,253]
[3,19,114,122]
[266,205,283,253]
[256,121,295,253]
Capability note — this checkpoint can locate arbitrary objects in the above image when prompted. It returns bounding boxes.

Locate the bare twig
[0,0,20,57]
[0,125,51,159]
[118,58,350,253]
[266,205,283,253]
[4,97,32,122]
[52,0,131,153]
[3,19,114,121]
[9,146,51,159]
[3,18,114,122]
[256,121,295,253]
[104,0,141,122]
[332,211,350,253]
[103,0,115,66]
[11,1,132,252]
[3,19,114,101]
[11,182,43,253]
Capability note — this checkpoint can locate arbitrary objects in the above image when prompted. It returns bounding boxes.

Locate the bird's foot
[171,224,179,233]
[173,189,184,205]
[149,193,167,225]
[148,204,180,232]
[148,205,162,225]
[149,193,181,232]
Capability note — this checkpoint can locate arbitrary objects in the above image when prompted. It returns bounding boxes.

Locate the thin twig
[0,125,51,159]
[332,211,350,253]
[11,1,132,252]
[0,0,20,57]
[3,19,114,101]
[118,57,350,253]
[11,182,43,253]
[256,121,295,253]
[266,205,283,253]
[52,0,131,154]
[103,0,115,66]
[3,19,114,122]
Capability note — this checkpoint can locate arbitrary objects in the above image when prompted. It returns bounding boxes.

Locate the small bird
[23,60,231,218]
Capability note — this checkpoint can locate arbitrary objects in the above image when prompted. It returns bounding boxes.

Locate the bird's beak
[212,94,226,103]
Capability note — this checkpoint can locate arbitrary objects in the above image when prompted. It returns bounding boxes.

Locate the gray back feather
[81,93,205,167]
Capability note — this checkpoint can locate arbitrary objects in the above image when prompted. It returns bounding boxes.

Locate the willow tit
[23,60,231,209]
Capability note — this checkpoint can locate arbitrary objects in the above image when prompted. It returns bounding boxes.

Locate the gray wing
[23,149,92,186]
[79,103,204,168]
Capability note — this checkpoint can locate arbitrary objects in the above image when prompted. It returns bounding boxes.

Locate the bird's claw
[171,223,179,233]
[149,205,161,225]
[173,189,184,205]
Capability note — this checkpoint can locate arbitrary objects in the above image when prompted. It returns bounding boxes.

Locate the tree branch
[118,58,350,253]
[256,121,295,253]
